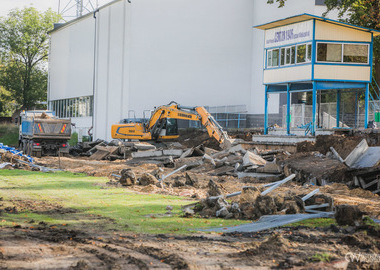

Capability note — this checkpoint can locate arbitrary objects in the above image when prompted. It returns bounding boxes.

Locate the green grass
[0,124,19,147]
[287,218,337,228]
[311,252,333,262]
[0,170,247,234]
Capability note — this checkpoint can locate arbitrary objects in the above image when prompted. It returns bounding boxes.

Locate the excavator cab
[162,118,178,136]
[151,118,179,140]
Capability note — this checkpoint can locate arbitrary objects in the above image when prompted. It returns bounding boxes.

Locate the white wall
[93,0,256,140]
[49,0,337,141]
[48,16,95,100]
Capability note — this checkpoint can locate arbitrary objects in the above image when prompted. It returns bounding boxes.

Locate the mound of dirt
[241,233,291,256]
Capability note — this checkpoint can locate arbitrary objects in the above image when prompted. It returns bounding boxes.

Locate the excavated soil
[1,223,379,269]
[297,132,380,159]
[3,132,380,268]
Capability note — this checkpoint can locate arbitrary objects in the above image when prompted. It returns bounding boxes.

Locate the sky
[0,0,113,18]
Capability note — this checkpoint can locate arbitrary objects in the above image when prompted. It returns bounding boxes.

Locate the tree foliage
[0,7,60,111]
[267,0,287,8]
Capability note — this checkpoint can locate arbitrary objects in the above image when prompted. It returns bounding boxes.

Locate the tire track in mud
[0,227,190,269]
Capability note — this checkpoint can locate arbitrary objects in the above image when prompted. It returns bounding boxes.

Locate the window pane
[297,44,306,63]
[286,48,290,64]
[291,46,296,64]
[317,43,342,62]
[343,44,368,63]
[268,51,272,67]
[307,44,312,61]
[281,48,285,65]
[272,49,279,66]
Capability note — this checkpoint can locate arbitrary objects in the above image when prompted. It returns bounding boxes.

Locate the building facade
[48,0,334,140]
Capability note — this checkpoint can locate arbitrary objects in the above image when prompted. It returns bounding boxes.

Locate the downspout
[91,8,99,141]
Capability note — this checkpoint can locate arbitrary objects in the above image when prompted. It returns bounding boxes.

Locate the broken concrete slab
[242,151,267,167]
[256,162,281,174]
[210,166,235,176]
[341,139,380,169]
[180,148,194,159]
[132,150,164,158]
[89,146,119,160]
[132,143,156,151]
[228,144,246,154]
[237,172,282,181]
[162,149,183,157]
[202,154,216,167]
[201,212,334,233]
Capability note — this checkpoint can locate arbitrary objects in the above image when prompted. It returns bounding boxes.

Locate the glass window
[291,46,296,64]
[280,48,285,66]
[317,43,342,62]
[307,44,312,61]
[267,49,279,68]
[297,44,306,63]
[343,44,368,63]
[267,50,272,67]
[272,49,279,67]
[285,47,291,65]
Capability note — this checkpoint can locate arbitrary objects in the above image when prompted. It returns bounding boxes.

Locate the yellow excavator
[111,101,232,148]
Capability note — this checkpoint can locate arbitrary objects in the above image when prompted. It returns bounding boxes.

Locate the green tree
[323,0,380,82]
[0,7,60,110]
[267,0,287,7]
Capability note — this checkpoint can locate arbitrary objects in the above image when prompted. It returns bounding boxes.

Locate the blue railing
[370,78,380,112]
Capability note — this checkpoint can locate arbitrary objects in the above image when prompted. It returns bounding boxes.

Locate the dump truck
[19,110,71,157]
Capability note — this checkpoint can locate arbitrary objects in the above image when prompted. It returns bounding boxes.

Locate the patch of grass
[0,124,19,147]
[0,170,248,234]
[287,218,336,228]
[311,252,333,262]
[363,216,380,228]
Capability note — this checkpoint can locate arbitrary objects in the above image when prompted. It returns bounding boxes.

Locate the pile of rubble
[69,139,157,161]
[183,175,334,220]
[0,143,56,172]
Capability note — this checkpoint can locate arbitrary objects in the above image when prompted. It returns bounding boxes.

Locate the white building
[48,0,335,141]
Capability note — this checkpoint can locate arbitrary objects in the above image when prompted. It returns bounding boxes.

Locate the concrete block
[344,139,380,169]
[180,148,194,159]
[344,139,368,168]
[202,154,216,167]
[163,149,183,157]
[256,162,281,174]
[132,150,163,158]
[228,144,246,154]
[133,143,156,151]
[237,172,282,181]
[242,151,267,167]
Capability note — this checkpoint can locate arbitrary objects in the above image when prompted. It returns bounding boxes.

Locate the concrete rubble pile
[279,138,380,195]
[183,175,334,220]
[332,139,380,195]
[127,142,288,179]
[70,139,157,161]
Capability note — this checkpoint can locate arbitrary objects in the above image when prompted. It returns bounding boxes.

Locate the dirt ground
[1,221,379,269]
[2,131,380,269]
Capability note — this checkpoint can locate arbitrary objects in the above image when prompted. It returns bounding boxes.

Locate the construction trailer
[255,14,380,136]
